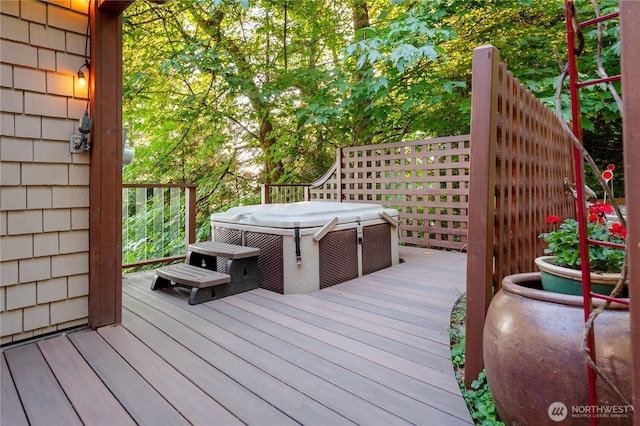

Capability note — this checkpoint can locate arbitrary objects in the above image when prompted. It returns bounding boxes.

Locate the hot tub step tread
[188,241,260,259]
[154,264,231,288]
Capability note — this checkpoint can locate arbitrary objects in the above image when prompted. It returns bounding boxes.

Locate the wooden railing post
[261,184,271,204]
[336,147,343,201]
[465,45,499,388]
[185,185,197,249]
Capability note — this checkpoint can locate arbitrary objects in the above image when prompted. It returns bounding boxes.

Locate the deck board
[316,286,447,326]
[226,292,459,395]
[0,246,473,425]
[4,343,82,426]
[127,276,468,425]
[214,292,472,423]
[97,325,242,425]
[37,336,136,426]
[122,290,356,426]
[124,290,411,425]
[0,354,29,426]
[120,306,296,426]
[253,288,449,355]
[233,290,450,372]
[68,329,190,425]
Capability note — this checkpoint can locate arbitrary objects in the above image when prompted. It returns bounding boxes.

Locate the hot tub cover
[211,201,397,228]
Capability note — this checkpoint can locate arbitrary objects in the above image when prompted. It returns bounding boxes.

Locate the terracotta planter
[483,273,632,425]
[535,256,628,297]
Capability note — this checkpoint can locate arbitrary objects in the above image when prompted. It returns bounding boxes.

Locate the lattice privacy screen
[309,135,471,251]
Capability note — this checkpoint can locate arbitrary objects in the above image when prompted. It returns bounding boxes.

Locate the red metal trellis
[564,1,626,424]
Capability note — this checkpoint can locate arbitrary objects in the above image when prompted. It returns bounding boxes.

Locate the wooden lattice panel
[493,63,575,286]
[338,136,470,250]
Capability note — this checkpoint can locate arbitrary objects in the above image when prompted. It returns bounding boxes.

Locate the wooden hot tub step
[186,241,260,266]
[152,263,231,305]
[186,241,261,295]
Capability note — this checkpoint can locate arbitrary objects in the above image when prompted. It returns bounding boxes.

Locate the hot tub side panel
[319,228,359,289]
[362,223,393,275]
[246,231,284,294]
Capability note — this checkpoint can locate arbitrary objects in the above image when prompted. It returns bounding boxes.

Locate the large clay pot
[484,272,632,425]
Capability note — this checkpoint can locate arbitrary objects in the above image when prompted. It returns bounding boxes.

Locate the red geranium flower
[609,223,627,239]
[588,202,613,223]
[546,215,561,225]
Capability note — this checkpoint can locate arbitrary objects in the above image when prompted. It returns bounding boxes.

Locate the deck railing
[261,184,311,204]
[465,45,576,386]
[122,184,197,268]
[263,135,471,251]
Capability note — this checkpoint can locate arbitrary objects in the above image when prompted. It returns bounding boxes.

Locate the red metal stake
[564,2,598,424]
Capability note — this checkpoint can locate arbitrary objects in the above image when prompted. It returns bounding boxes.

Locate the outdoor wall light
[70,0,91,154]
[77,61,89,87]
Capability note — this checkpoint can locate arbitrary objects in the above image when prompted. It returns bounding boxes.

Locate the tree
[122,0,623,222]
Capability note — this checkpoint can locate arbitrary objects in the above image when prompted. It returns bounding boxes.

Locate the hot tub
[210,202,399,294]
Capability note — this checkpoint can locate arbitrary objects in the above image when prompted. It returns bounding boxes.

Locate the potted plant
[484,207,632,425]
[536,202,627,296]
[483,273,632,426]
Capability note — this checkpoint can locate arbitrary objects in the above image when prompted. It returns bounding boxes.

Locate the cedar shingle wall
[0,0,90,344]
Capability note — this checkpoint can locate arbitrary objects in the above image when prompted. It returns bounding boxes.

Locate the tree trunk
[351,0,372,145]
[191,5,284,183]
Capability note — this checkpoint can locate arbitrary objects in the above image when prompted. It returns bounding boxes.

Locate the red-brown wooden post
[336,147,343,201]
[88,1,130,328]
[465,45,499,387]
[619,0,640,419]
[261,185,271,204]
[185,185,197,248]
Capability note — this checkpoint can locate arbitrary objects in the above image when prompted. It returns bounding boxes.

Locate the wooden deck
[1,246,472,425]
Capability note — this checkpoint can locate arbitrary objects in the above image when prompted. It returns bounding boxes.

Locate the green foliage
[449,293,504,425]
[122,188,188,268]
[539,218,626,273]
[123,0,623,216]
[462,371,505,426]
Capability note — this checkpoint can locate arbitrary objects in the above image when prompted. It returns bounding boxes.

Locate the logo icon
[548,402,568,422]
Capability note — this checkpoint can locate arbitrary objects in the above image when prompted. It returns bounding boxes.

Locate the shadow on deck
[1,246,472,425]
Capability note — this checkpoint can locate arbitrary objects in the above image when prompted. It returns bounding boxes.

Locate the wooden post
[336,147,343,201]
[185,186,197,248]
[465,45,499,387]
[619,1,640,417]
[88,0,133,327]
[88,1,129,327]
[261,185,271,204]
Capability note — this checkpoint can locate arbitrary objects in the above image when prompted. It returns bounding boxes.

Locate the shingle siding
[1,0,90,343]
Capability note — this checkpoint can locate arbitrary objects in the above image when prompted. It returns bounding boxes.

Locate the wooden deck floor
[1,246,472,425]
